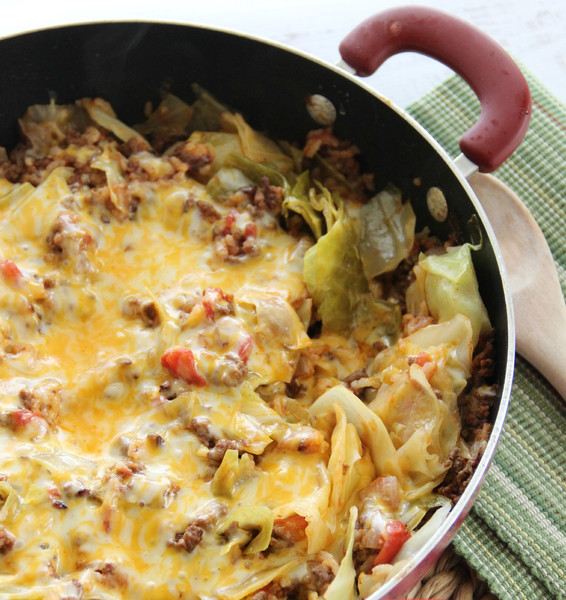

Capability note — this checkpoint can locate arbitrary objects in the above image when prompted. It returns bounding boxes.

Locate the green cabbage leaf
[323,506,358,600]
[358,184,416,279]
[406,244,491,346]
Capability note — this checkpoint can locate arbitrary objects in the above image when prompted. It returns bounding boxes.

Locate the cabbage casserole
[0,88,497,599]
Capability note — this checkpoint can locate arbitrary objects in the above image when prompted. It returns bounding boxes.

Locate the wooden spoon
[469,172,566,400]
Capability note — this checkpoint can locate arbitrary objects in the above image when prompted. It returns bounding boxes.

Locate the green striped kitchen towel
[407,70,566,600]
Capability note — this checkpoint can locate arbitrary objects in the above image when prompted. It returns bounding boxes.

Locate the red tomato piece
[415,351,432,367]
[202,287,230,321]
[0,259,23,286]
[237,334,253,363]
[244,222,257,238]
[222,210,238,234]
[273,515,308,542]
[11,409,40,428]
[372,520,411,566]
[161,347,207,387]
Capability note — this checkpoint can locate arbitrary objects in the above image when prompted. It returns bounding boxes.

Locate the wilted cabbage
[358,185,416,280]
[406,243,491,347]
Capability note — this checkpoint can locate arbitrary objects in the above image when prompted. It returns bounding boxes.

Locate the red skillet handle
[339,5,531,173]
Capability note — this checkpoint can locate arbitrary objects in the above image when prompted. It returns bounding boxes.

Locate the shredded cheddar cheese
[0,91,495,599]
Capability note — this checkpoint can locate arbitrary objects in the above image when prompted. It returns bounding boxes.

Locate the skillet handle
[339,5,531,173]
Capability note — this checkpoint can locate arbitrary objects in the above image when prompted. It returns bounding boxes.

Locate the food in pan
[0,88,496,599]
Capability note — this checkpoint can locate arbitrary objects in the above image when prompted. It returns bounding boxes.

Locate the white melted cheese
[0,109,474,600]
[0,150,338,599]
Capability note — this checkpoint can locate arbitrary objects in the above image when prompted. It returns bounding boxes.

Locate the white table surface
[1,0,565,112]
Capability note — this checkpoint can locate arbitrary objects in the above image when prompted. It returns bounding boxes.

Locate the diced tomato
[222,210,238,234]
[0,259,23,286]
[244,222,257,238]
[237,334,253,363]
[372,520,411,566]
[202,287,231,321]
[161,347,207,387]
[415,351,432,367]
[274,515,308,542]
[11,409,40,428]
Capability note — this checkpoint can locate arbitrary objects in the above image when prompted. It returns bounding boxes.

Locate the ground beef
[118,136,151,157]
[469,331,496,386]
[209,355,248,387]
[19,380,62,429]
[167,524,203,553]
[188,416,217,448]
[197,199,221,222]
[247,581,297,600]
[171,140,214,179]
[44,212,96,273]
[0,160,23,183]
[104,459,145,483]
[191,501,228,529]
[207,438,240,464]
[304,559,336,591]
[436,332,497,502]
[228,177,284,217]
[212,211,260,261]
[302,128,374,201]
[122,296,161,328]
[92,562,128,588]
[436,429,489,503]
[0,525,15,554]
[246,554,337,599]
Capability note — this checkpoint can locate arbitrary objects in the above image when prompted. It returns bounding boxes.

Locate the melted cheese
[0,102,478,600]
[0,138,325,598]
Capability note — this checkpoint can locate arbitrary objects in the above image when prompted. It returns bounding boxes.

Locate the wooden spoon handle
[470,173,566,401]
[514,275,566,400]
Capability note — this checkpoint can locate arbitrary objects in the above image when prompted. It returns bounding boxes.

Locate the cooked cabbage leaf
[303,207,367,332]
[216,556,303,600]
[352,295,401,349]
[272,464,332,555]
[210,384,284,455]
[367,315,474,499]
[310,386,402,479]
[358,184,416,279]
[323,506,358,600]
[212,449,238,498]
[79,98,149,146]
[392,495,451,564]
[0,481,22,522]
[135,93,194,139]
[219,505,274,555]
[189,83,231,132]
[206,167,254,200]
[185,131,242,176]
[0,181,35,211]
[18,101,90,156]
[282,171,324,239]
[221,112,294,174]
[406,244,491,346]
[224,152,288,189]
[327,404,376,529]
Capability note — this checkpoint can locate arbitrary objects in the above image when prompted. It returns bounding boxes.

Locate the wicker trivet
[406,545,497,600]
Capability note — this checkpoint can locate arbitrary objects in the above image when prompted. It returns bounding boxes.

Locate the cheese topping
[0,92,493,599]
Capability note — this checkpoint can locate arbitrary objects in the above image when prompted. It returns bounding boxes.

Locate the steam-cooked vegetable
[79,97,148,145]
[135,93,194,139]
[18,101,90,156]
[358,184,416,279]
[406,243,491,346]
[0,482,22,522]
[323,506,358,600]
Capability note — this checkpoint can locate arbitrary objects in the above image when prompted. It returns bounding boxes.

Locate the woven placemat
[408,546,496,600]
[404,68,566,600]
